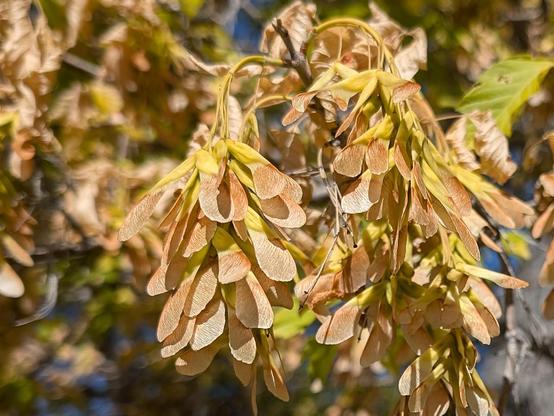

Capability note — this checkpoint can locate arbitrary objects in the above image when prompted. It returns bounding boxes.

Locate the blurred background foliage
[1,0,554,415]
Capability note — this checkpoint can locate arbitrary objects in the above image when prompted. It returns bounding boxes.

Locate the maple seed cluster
[119,2,534,415]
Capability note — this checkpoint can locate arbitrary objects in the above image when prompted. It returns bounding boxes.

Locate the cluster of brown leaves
[0,0,222,298]
[0,0,63,180]
[0,0,50,295]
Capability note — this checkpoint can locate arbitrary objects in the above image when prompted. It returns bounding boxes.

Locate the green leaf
[273,298,316,339]
[303,338,337,383]
[458,57,554,136]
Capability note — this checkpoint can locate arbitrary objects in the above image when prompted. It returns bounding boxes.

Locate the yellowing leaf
[458,57,554,136]
[149,157,196,193]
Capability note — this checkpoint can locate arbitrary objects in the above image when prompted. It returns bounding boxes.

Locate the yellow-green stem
[210,55,284,144]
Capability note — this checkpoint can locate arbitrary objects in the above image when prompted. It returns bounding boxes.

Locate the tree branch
[272,18,313,85]
[497,266,517,414]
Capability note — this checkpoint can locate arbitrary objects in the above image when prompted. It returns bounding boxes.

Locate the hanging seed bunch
[119,57,306,401]
[118,1,537,413]
[286,15,531,416]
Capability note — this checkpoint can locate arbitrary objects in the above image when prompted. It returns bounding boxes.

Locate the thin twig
[63,53,101,77]
[15,273,59,326]
[497,258,518,414]
[272,19,312,85]
[285,167,321,177]
[301,232,339,308]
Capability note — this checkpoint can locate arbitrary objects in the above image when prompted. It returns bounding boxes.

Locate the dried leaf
[445,117,479,170]
[398,347,439,395]
[333,145,365,177]
[1,234,33,266]
[157,281,191,341]
[395,28,427,80]
[469,111,517,184]
[182,215,216,257]
[233,359,254,386]
[532,204,554,239]
[366,139,389,174]
[183,263,218,318]
[199,167,235,223]
[341,176,372,214]
[229,170,248,221]
[460,296,491,344]
[423,382,450,416]
[260,1,316,59]
[255,265,293,309]
[161,315,196,358]
[212,227,251,283]
[263,359,289,401]
[360,321,392,366]
[252,164,287,200]
[539,239,554,286]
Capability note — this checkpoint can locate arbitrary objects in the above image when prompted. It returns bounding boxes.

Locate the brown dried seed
[161,314,196,358]
[249,229,296,282]
[119,191,163,241]
[228,307,257,364]
[316,303,361,345]
[183,263,218,317]
[333,144,365,177]
[260,194,306,228]
[175,342,221,376]
[190,297,226,350]
[235,272,274,329]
